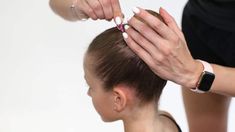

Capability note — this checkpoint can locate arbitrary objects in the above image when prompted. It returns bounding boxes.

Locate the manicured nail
[122,32,128,39]
[115,16,122,25]
[132,7,140,14]
[81,18,88,21]
[124,25,129,30]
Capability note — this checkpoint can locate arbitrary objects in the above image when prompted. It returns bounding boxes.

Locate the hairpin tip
[117,24,125,32]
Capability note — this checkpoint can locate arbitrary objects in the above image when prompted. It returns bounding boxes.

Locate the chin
[100,116,118,122]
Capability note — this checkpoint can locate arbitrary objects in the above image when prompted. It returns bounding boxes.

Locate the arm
[49,0,123,23]
[123,7,235,96]
[210,64,235,96]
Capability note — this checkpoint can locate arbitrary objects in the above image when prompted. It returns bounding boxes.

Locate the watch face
[198,71,215,91]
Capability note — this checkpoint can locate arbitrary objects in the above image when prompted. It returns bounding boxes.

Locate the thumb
[111,0,124,25]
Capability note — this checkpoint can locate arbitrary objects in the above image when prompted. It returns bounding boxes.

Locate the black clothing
[182,0,235,67]
[187,0,235,32]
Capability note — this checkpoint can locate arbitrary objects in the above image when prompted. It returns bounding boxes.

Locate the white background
[0,0,234,132]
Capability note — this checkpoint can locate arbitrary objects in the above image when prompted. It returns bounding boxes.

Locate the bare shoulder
[158,110,181,132]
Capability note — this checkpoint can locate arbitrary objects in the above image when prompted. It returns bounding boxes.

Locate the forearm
[182,61,235,96]
[49,0,78,21]
[210,64,235,96]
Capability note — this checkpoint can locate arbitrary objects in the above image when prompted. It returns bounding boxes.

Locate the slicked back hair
[86,10,167,103]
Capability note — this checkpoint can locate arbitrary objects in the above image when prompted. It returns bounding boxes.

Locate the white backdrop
[0,0,234,132]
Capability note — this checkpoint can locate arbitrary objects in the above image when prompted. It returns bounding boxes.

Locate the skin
[49,0,235,96]
[123,7,235,96]
[83,54,179,132]
[49,0,123,22]
[123,7,234,132]
[124,7,203,90]
[182,88,231,132]
[49,1,235,130]
[84,55,118,122]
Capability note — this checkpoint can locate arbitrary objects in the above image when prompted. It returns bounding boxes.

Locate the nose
[87,88,91,97]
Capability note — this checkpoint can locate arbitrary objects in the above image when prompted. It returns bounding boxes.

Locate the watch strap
[197,60,214,73]
[191,60,214,93]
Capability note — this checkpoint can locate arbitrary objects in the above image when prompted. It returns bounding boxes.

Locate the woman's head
[83,10,167,122]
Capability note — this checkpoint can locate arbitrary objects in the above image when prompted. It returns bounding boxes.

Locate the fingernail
[132,7,140,14]
[81,18,88,21]
[115,16,122,25]
[124,25,129,30]
[122,32,128,39]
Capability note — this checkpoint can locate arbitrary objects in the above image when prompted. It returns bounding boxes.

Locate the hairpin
[117,24,125,32]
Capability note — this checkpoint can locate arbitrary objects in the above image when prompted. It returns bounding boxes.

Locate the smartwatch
[191,60,215,93]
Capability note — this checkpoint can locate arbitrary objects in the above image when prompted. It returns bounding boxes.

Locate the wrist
[181,60,204,88]
[191,60,215,93]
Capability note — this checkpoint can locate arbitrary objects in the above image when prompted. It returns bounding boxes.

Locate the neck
[122,102,163,132]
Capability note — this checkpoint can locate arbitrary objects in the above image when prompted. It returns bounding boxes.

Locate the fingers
[127,16,165,49]
[111,0,123,24]
[86,0,105,19]
[78,0,122,21]
[122,32,155,68]
[159,7,185,39]
[131,7,176,40]
[99,0,113,20]
[123,7,195,85]
[77,0,98,20]
[124,25,163,60]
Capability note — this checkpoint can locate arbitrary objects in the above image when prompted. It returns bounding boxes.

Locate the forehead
[83,54,99,81]
[84,54,93,73]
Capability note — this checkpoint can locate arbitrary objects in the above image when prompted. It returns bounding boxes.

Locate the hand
[76,0,123,24]
[123,7,203,88]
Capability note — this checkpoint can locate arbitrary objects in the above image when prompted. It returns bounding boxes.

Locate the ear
[112,86,127,112]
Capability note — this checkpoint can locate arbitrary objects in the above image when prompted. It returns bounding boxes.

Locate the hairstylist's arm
[123,7,235,96]
[49,0,123,24]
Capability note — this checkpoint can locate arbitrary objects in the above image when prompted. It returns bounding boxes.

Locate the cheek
[91,97,102,113]
[91,95,117,122]
[91,95,109,114]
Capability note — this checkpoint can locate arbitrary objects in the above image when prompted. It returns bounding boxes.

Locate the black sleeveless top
[187,0,235,32]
